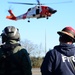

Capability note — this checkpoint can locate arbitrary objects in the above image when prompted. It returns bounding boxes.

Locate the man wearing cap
[40,26,75,75]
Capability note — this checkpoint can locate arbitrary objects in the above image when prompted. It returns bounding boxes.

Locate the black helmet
[1,26,20,43]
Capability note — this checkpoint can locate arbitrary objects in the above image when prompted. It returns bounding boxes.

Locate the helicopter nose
[52,10,57,14]
[48,7,57,14]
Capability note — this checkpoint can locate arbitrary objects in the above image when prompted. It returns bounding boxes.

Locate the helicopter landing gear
[28,18,30,22]
[28,20,30,22]
[46,17,49,19]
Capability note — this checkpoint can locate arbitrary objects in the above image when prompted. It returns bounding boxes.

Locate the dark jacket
[41,43,75,75]
[0,40,32,75]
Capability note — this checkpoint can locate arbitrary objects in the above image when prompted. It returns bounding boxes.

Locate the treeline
[21,39,46,57]
[30,57,44,68]
[20,39,46,68]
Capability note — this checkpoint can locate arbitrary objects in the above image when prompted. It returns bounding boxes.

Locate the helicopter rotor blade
[46,0,73,4]
[8,0,73,5]
[37,0,40,5]
[8,2,37,5]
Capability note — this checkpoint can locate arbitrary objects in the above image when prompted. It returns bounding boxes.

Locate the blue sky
[0,0,75,53]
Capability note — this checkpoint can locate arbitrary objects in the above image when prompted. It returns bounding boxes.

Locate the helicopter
[6,0,57,22]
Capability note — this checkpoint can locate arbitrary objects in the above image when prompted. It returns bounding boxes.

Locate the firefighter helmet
[57,26,75,41]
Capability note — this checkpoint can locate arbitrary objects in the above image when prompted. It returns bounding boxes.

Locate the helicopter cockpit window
[47,7,57,14]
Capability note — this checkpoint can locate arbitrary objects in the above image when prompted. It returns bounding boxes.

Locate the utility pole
[45,29,47,54]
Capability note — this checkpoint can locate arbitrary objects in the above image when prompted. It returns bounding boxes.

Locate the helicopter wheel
[46,17,48,19]
[28,20,30,22]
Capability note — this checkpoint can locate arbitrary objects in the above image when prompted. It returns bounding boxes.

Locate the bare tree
[20,39,35,53]
[20,39,44,57]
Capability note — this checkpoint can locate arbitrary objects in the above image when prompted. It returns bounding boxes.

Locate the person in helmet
[40,26,75,75]
[0,26,32,75]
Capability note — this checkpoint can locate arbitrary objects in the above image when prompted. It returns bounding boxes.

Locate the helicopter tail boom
[6,10,17,20]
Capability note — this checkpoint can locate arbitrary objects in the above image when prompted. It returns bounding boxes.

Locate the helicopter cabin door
[36,9,40,14]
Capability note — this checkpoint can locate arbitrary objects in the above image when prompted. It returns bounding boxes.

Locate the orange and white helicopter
[6,0,57,22]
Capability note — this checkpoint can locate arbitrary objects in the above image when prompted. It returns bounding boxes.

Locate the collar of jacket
[5,40,19,44]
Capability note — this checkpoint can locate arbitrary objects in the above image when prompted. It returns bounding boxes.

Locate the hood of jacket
[54,43,75,56]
